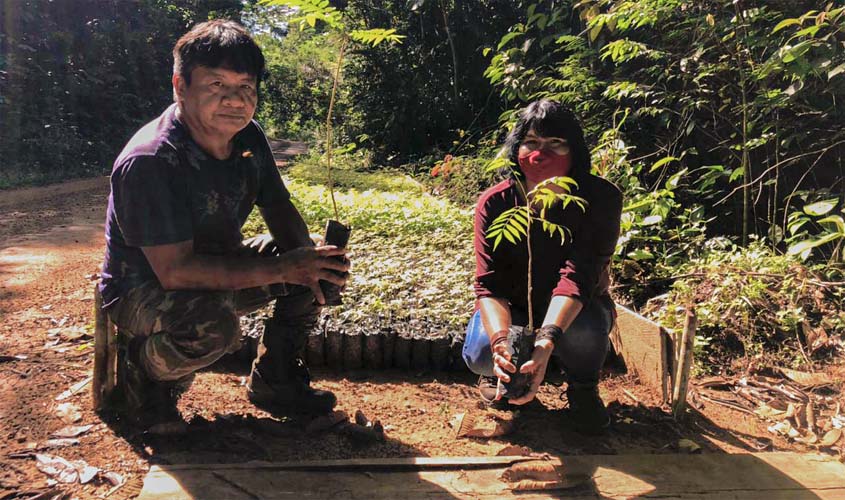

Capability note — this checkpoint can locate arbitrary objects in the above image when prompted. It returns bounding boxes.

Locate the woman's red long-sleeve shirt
[473,174,622,321]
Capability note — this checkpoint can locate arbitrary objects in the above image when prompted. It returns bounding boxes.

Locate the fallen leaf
[75,461,99,484]
[55,376,92,401]
[769,420,800,439]
[51,424,93,438]
[778,367,834,388]
[35,454,79,484]
[795,432,818,445]
[454,412,514,439]
[677,439,702,454]
[755,403,787,420]
[44,438,80,449]
[58,327,90,342]
[55,403,81,423]
[101,470,124,487]
[806,402,817,433]
[819,428,843,448]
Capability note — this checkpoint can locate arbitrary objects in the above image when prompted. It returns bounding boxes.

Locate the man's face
[174,65,258,138]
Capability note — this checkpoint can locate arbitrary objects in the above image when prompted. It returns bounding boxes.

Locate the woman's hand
[508,339,554,405]
[490,333,516,401]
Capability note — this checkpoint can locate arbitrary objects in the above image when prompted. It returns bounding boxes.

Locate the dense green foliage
[252,21,337,140]
[656,241,845,373]
[484,1,844,269]
[3,1,843,369]
[0,0,243,187]
[340,0,524,162]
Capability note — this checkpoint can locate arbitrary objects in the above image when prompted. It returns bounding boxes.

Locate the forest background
[1,0,843,373]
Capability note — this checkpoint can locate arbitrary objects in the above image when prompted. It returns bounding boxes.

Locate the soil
[0,143,838,499]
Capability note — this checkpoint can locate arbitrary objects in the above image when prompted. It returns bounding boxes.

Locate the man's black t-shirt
[100,104,289,306]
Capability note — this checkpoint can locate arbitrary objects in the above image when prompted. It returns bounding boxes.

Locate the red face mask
[517,149,572,184]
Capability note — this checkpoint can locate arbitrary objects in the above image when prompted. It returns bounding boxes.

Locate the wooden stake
[92,286,108,410]
[672,307,698,419]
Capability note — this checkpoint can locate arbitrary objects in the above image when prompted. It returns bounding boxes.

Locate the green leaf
[649,156,678,173]
[666,168,688,190]
[782,41,812,64]
[350,29,405,47]
[497,31,524,50]
[486,207,529,250]
[817,215,845,233]
[794,25,822,37]
[772,18,801,33]
[729,167,745,183]
[588,19,603,42]
[627,249,655,261]
[803,199,838,216]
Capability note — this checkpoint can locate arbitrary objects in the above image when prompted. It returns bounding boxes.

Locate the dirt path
[0,162,819,499]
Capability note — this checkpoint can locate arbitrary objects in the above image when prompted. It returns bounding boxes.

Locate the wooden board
[611,305,674,403]
[138,452,845,499]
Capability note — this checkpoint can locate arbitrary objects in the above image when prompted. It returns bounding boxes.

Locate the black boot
[566,383,610,435]
[114,337,188,434]
[247,357,336,415]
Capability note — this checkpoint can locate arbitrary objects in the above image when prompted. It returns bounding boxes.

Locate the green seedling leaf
[498,31,524,50]
[627,249,655,261]
[650,156,678,173]
[487,207,530,250]
[803,199,838,216]
[772,18,801,33]
[817,215,845,233]
[729,167,745,183]
[350,28,405,46]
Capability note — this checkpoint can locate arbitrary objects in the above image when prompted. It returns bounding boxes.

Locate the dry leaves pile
[691,368,844,453]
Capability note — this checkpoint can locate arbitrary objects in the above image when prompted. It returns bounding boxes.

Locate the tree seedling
[485,157,586,397]
[262,0,404,304]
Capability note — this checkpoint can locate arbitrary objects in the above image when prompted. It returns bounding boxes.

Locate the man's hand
[278,245,349,304]
[508,338,554,405]
[244,233,279,254]
[309,232,325,246]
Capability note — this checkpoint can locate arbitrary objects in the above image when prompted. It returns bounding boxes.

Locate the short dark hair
[502,100,591,177]
[173,20,265,86]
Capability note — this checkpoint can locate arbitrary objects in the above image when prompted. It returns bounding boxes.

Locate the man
[100,20,349,433]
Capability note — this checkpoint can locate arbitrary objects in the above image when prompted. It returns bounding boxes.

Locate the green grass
[243,163,476,330]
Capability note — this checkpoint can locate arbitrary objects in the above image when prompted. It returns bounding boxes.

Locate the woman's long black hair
[501,100,591,179]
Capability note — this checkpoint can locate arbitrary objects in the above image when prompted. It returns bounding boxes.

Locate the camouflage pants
[107,236,320,382]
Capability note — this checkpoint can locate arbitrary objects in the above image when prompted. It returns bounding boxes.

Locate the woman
[463,100,622,435]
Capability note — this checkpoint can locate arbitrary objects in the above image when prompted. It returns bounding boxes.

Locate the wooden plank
[611,305,674,403]
[138,452,845,500]
[148,455,537,472]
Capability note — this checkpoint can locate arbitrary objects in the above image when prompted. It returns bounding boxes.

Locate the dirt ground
[0,165,836,498]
